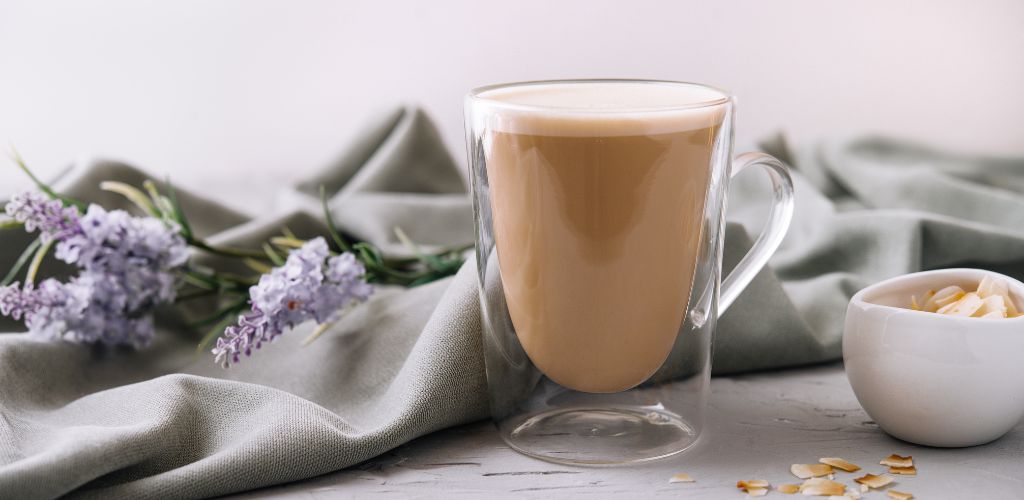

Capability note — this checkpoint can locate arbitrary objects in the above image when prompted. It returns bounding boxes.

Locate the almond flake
[819,457,861,472]
[937,292,983,316]
[887,491,913,500]
[791,463,833,479]
[860,484,869,493]
[668,472,695,483]
[879,454,913,468]
[738,480,771,491]
[854,473,895,489]
[1007,295,1021,316]
[888,465,916,476]
[923,286,964,312]
[975,295,1007,318]
[778,484,800,494]
[747,487,769,497]
[799,477,846,496]
[977,275,1008,299]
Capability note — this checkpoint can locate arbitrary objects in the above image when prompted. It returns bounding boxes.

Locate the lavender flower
[4,190,81,241]
[1,191,187,347]
[0,277,156,346]
[55,204,188,309]
[212,237,372,367]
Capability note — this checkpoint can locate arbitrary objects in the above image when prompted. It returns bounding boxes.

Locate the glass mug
[464,79,794,465]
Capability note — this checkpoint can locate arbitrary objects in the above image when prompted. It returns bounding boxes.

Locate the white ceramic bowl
[844,268,1024,447]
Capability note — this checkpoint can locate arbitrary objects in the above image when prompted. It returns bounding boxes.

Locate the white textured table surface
[230,363,1024,499]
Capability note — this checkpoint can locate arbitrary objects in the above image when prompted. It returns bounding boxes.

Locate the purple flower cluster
[5,190,81,241]
[212,237,372,367]
[0,191,187,346]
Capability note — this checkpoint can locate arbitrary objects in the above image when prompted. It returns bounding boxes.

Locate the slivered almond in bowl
[819,457,861,472]
[791,463,833,479]
[911,276,1020,318]
[668,472,695,483]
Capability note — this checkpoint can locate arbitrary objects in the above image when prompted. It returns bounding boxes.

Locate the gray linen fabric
[1,107,1022,498]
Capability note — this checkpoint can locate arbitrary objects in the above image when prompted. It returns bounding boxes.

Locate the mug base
[498,406,700,466]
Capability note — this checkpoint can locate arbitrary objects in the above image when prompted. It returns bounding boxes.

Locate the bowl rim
[849,268,1024,323]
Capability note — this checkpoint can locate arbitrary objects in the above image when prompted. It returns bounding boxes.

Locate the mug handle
[718,152,795,315]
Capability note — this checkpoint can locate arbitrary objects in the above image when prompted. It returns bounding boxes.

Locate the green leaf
[164,177,193,240]
[142,180,176,221]
[1,237,41,286]
[9,149,86,210]
[173,288,217,303]
[320,185,351,253]
[0,218,23,230]
[183,272,217,290]
[189,297,248,329]
[243,258,273,274]
[300,320,335,346]
[270,236,306,249]
[24,238,53,284]
[352,242,384,267]
[100,181,159,216]
[393,226,445,271]
[262,243,285,266]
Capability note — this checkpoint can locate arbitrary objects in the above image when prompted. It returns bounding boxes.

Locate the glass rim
[466,79,732,114]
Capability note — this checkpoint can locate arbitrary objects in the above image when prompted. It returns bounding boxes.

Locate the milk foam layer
[474,81,729,136]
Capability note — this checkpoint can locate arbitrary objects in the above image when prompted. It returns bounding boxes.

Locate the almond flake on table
[777,483,800,494]
[854,473,895,489]
[668,472,694,483]
[737,479,770,494]
[879,454,913,468]
[888,465,916,476]
[887,491,914,500]
[747,487,769,497]
[819,457,861,472]
[791,463,833,479]
[799,477,846,496]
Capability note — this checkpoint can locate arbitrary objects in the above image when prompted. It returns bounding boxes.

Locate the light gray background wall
[1,0,1022,212]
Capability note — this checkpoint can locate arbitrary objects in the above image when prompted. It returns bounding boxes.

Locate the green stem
[24,239,53,284]
[1,238,42,286]
[0,218,24,230]
[190,297,249,329]
[187,237,270,260]
[10,149,86,210]
[174,288,221,303]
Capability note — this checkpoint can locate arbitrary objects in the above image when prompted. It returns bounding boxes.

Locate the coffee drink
[479,82,727,393]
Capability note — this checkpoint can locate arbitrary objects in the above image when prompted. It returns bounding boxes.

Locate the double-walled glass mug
[464,79,794,465]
